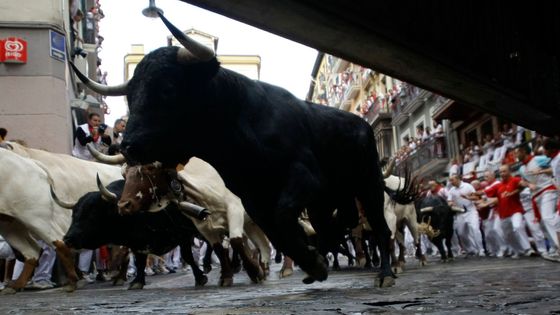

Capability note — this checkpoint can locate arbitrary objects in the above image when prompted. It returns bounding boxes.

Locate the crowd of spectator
[394,119,445,164]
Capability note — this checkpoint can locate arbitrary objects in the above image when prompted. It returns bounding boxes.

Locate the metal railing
[395,137,448,173]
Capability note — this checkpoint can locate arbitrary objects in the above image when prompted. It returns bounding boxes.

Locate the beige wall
[0,26,72,153]
[0,1,64,27]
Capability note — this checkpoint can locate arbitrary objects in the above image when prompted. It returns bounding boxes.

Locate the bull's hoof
[392,266,403,274]
[203,264,212,274]
[219,277,233,287]
[357,256,367,268]
[63,283,77,293]
[374,276,396,288]
[195,275,208,286]
[304,253,328,282]
[232,264,242,274]
[279,267,293,278]
[261,263,270,277]
[128,282,144,290]
[0,287,17,295]
[245,263,265,284]
[112,278,126,286]
[249,269,265,284]
[302,275,315,284]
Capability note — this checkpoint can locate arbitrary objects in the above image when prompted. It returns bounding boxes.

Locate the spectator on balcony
[501,123,514,148]
[416,126,425,142]
[482,134,495,159]
[424,127,432,141]
[433,120,445,157]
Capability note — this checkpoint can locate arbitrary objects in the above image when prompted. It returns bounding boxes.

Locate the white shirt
[551,154,560,188]
[447,181,477,212]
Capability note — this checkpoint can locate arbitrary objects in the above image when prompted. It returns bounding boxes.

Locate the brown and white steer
[116,157,271,286]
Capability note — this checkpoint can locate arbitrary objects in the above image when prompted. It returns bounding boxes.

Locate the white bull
[0,142,121,293]
[178,158,271,285]
[111,155,272,287]
[384,173,426,273]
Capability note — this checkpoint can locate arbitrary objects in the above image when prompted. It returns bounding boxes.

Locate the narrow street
[1,256,559,314]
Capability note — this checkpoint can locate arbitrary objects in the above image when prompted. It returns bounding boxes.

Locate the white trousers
[12,241,55,282]
[454,210,484,254]
[78,249,93,273]
[501,213,531,254]
[524,210,547,253]
[482,210,507,255]
[535,190,560,249]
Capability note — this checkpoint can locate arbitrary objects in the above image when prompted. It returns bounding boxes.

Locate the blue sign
[50,30,65,62]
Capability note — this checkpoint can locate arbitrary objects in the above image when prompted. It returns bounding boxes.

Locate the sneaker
[81,272,95,283]
[26,280,55,290]
[144,267,155,276]
[510,253,520,259]
[523,249,539,257]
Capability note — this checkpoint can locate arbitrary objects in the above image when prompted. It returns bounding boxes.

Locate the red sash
[531,185,557,222]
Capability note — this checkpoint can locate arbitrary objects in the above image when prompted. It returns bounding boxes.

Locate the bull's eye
[136,191,143,199]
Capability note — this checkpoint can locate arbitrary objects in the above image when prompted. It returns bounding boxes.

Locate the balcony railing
[395,137,448,176]
[363,100,391,125]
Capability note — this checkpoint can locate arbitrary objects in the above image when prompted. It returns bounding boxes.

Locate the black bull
[62,180,208,289]
[416,195,461,261]
[73,14,394,286]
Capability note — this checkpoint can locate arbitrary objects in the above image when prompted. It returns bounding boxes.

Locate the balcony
[395,137,449,179]
[343,80,360,102]
[340,99,352,111]
[361,69,373,89]
[403,89,431,114]
[391,102,409,126]
[364,101,391,126]
[333,58,350,73]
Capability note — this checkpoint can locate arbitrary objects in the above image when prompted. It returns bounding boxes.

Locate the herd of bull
[0,13,468,295]
[0,139,464,294]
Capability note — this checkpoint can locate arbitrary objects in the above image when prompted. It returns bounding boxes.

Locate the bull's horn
[87,143,125,164]
[382,158,396,178]
[50,185,76,209]
[178,201,210,220]
[158,12,215,62]
[420,206,434,213]
[69,62,128,96]
[451,206,465,213]
[97,174,117,203]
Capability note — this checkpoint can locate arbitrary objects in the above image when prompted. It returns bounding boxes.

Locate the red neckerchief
[522,154,534,165]
[88,125,99,142]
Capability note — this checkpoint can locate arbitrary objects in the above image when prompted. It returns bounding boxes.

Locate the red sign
[1,37,27,63]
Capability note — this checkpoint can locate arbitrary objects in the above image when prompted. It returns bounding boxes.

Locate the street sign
[49,30,66,62]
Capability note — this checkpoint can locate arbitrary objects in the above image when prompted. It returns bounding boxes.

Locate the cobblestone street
[1,256,559,314]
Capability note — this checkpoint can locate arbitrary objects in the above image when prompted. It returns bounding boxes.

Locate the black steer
[71,14,394,287]
[416,195,464,261]
[62,180,207,289]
